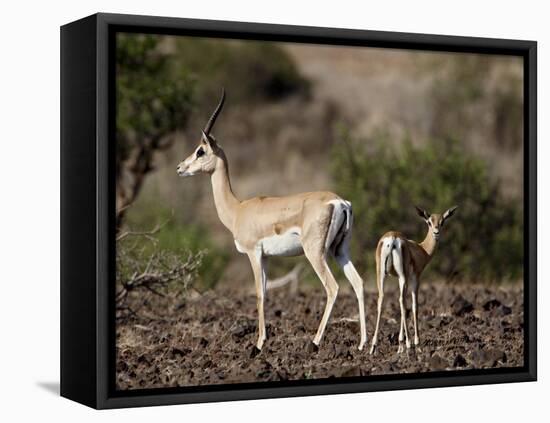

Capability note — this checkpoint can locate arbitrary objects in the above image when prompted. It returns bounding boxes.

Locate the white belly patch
[259,228,303,257]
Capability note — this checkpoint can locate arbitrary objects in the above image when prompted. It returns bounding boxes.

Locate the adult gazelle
[177,89,367,352]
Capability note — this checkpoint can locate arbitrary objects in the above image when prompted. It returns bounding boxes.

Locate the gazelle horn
[203,88,226,136]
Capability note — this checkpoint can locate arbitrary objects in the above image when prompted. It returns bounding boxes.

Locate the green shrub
[116,236,203,319]
[173,38,310,103]
[116,33,196,162]
[115,33,197,227]
[124,204,230,291]
[331,128,523,282]
[429,55,523,152]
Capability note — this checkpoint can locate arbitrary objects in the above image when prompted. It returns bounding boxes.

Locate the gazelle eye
[196,148,205,158]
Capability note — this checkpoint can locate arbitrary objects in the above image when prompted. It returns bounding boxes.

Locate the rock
[483,299,512,316]
[497,305,512,316]
[137,354,149,364]
[193,337,209,349]
[256,368,273,379]
[451,295,474,316]
[469,348,507,367]
[231,317,256,340]
[341,365,362,378]
[372,363,392,374]
[483,299,502,310]
[453,354,468,367]
[429,353,448,370]
[430,315,453,328]
[171,347,190,357]
[488,349,507,365]
[276,368,289,381]
[334,344,347,359]
[256,360,274,379]
[469,349,488,366]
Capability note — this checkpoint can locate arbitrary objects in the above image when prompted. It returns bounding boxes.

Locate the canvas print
[115,32,524,390]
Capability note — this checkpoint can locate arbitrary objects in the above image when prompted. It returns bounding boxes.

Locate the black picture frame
[60,12,537,409]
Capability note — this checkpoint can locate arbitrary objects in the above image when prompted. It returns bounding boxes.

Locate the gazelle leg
[370,264,385,354]
[392,248,410,353]
[335,251,367,350]
[397,277,411,353]
[305,249,339,347]
[411,275,420,348]
[247,250,267,350]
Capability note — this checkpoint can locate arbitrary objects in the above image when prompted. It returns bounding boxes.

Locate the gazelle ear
[443,205,458,222]
[415,205,430,220]
[201,131,216,147]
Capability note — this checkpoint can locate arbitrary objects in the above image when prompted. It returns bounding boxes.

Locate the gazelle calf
[177,89,367,351]
[369,205,458,354]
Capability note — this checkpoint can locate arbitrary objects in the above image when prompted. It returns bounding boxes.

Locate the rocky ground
[116,282,523,390]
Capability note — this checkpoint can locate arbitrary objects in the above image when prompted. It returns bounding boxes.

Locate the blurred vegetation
[124,203,230,290]
[172,38,310,104]
[116,34,196,159]
[430,55,523,152]
[117,34,310,289]
[331,128,523,282]
[116,34,196,226]
[116,34,524,289]
[116,231,204,320]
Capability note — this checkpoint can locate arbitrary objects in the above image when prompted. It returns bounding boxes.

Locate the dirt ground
[116,282,524,390]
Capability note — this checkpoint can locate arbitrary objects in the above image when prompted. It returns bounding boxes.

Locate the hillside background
[116,33,524,290]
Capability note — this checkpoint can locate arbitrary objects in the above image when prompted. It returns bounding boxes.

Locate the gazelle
[369,205,458,354]
[177,90,367,351]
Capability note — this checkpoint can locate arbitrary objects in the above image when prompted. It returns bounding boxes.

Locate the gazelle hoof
[369,344,377,355]
[250,346,261,358]
[256,336,265,351]
[307,341,320,353]
[397,345,404,354]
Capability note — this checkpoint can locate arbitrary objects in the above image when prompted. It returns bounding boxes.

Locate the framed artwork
[60,13,537,409]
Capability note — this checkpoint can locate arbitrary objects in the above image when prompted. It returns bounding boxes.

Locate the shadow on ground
[36,381,60,396]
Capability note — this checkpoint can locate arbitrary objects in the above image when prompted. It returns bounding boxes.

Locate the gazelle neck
[210,153,240,233]
[419,229,438,258]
